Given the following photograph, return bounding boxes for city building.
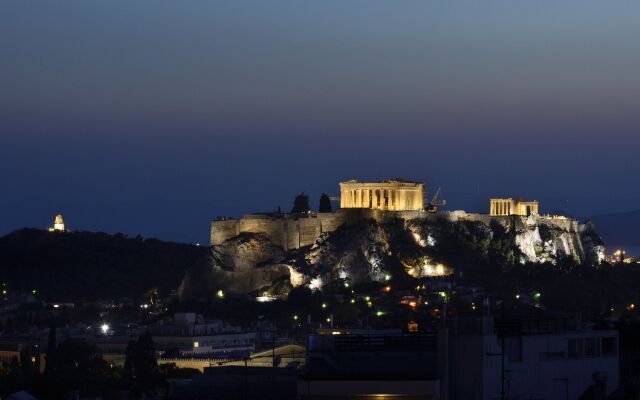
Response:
[448,314,619,400]
[295,314,619,400]
[0,342,46,373]
[298,333,443,399]
[168,365,300,400]
[148,313,256,356]
[490,198,539,216]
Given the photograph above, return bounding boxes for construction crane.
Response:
[426,187,446,213]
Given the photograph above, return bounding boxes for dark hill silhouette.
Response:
[0,228,207,302]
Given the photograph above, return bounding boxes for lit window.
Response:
[193,341,199,348]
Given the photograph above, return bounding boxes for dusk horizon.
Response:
[2,3,640,399]
[3,1,640,246]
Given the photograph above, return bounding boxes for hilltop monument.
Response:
[210,179,594,262]
[339,179,425,211]
[49,214,66,232]
[489,198,539,217]
[211,179,428,250]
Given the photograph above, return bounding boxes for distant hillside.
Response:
[0,229,208,302]
[589,210,640,255]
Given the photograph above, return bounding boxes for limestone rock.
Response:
[180,213,606,298]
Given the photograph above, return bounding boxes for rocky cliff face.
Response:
[177,233,292,299]
[178,214,605,300]
[493,215,605,264]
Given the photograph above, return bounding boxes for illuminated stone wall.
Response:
[210,219,241,245]
[239,216,287,248]
[211,212,346,251]
[211,207,594,265]
[339,179,425,211]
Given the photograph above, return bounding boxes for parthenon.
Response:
[339,179,425,211]
[490,198,539,217]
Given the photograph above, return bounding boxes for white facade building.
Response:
[149,313,256,355]
[449,316,619,400]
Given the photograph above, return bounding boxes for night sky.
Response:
[2,1,640,243]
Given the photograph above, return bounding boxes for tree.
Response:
[40,338,113,398]
[291,193,310,214]
[44,319,57,375]
[319,193,332,213]
[124,332,161,396]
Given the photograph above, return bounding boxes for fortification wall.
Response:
[238,217,286,248]
[285,220,300,250]
[440,211,581,233]
[212,212,347,251]
[318,212,345,233]
[212,209,583,254]
[211,216,285,247]
[539,216,578,232]
[441,210,496,225]
[211,220,239,245]
[340,209,434,224]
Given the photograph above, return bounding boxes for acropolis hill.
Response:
[210,179,600,262]
[191,179,606,297]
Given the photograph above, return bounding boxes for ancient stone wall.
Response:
[538,216,577,232]
[212,212,347,251]
[212,209,507,251]
[318,212,344,233]
[238,216,286,248]
[212,209,591,263]
[210,219,240,245]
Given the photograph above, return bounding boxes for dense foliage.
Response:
[0,229,207,301]
[318,193,332,212]
[0,329,194,399]
[291,193,310,214]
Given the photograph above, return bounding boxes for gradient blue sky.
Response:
[2,1,640,243]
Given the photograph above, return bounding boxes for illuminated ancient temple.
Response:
[489,198,539,216]
[339,179,425,211]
